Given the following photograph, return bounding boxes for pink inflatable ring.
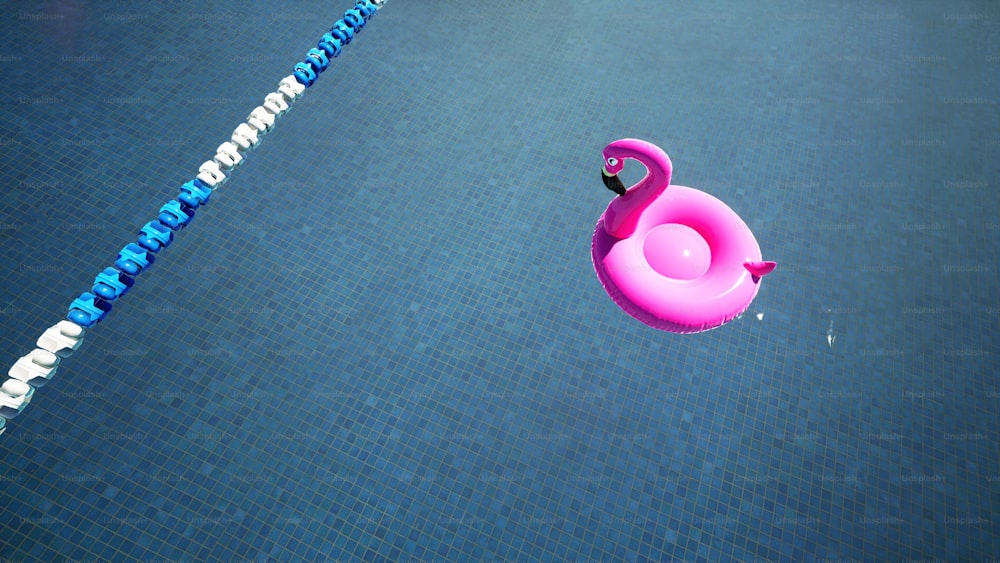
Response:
[592,138,776,333]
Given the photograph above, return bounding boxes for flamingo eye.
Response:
[607,158,618,167]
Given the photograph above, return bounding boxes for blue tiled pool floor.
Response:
[1,1,998,561]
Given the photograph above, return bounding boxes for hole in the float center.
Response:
[643,223,711,280]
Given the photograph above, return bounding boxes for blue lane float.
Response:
[0,0,388,436]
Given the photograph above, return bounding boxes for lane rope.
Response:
[1,0,388,437]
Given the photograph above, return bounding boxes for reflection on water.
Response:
[826,307,835,347]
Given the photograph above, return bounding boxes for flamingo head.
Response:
[602,152,625,176]
[601,154,627,196]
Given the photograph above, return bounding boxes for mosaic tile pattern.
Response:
[1,0,997,561]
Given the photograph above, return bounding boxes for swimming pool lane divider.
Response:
[0,0,388,438]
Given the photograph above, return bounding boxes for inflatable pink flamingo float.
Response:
[592,138,776,333]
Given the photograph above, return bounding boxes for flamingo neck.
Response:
[603,139,672,239]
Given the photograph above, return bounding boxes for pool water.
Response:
[1,1,997,561]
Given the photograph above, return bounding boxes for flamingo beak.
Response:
[602,167,627,196]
